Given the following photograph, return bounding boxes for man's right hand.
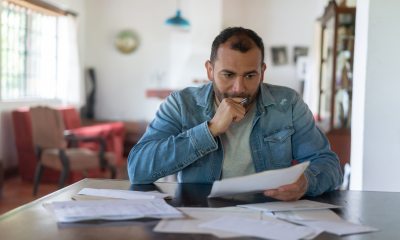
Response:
[208,98,246,136]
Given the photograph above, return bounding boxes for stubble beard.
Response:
[212,81,258,108]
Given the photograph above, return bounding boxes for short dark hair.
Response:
[210,27,264,65]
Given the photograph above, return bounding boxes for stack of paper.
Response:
[47,198,183,223]
[199,215,315,240]
[155,207,262,238]
[73,188,172,200]
[154,199,379,239]
[239,200,379,237]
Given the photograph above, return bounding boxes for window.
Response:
[1,1,58,100]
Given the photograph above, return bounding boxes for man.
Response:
[128,27,343,201]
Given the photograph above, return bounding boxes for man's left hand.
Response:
[263,174,308,201]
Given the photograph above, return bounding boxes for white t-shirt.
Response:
[219,103,256,179]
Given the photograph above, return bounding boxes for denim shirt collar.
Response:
[195,83,215,118]
[256,83,277,114]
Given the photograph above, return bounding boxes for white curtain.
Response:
[56,15,82,106]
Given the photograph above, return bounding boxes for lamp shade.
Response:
[165,10,190,29]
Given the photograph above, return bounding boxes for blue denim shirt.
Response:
[128,83,343,196]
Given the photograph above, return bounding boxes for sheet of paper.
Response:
[77,188,171,200]
[273,209,342,221]
[272,209,341,239]
[208,161,309,198]
[154,207,262,238]
[49,199,182,223]
[290,219,379,236]
[199,216,315,240]
[239,199,342,212]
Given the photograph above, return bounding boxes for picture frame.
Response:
[271,46,288,65]
[293,46,309,64]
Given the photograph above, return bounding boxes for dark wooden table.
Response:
[1,178,399,239]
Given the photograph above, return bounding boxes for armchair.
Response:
[30,106,116,195]
[12,106,124,183]
[58,107,125,166]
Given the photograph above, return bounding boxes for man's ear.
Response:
[260,63,267,82]
[205,60,214,81]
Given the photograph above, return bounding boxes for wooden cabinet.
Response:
[318,1,356,168]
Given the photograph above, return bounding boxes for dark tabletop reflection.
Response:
[130,182,280,208]
[130,183,162,192]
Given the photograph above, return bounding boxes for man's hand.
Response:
[263,174,308,201]
[208,98,246,136]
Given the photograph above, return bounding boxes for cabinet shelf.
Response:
[317,1,356,168]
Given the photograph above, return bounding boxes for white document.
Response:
[239,199,342,212]
[290,219,379,236]
[154,207,262,238]
[208,161,309,198]
[199,216,315,240]
[76,188,171,200]
[273,209,341,239]
[49,199,183,223]
[273,209,342,221]
[77,188,171,199]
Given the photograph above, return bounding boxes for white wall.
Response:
[84,0,222,121]
[222,0,325,92]
[85,0,325,122]
[351,0,400,192]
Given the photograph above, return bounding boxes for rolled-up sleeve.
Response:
[291,94,343,196]
[127,93,218,184]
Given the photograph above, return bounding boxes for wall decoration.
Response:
[271,46,288,65]
[293,46,309,64]
[115,30,140,54]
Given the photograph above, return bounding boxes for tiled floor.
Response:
[0,176,58,215]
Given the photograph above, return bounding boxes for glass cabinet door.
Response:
[319,18,335,131]
[333,12,355,129]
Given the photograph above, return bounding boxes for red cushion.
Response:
[68,122,125,166]
[59,107,82,129]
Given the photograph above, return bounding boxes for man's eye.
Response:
[223,73,234,79]
[245,74,257,79]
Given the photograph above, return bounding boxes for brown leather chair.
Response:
[30,106,116,195]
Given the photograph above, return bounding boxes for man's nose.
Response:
[232,77,245,93]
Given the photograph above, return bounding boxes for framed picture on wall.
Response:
[271,46,288,65]
[293,46,309,64]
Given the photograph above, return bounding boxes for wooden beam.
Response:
[5,0,77,17]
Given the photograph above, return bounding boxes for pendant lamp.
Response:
[165,0,190,30]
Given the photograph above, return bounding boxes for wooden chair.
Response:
[30,106,116,195]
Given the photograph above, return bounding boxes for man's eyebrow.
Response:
[219,69,259,75]
[220,69,235,73]
[243,70,259,75]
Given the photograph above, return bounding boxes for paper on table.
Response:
[273,209,342,221]
[76,188,171,200]
[274,209,342,221]
[239,199,342,212]
[272,209,341,240]
[154,207,262,238]
[208,161,309,198]
[49,199,183,223]
[290,219,379,236]
[199,216,315,240]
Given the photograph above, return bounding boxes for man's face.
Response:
[205,42,266,106]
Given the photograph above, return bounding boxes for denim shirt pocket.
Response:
[263,127,295,168]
